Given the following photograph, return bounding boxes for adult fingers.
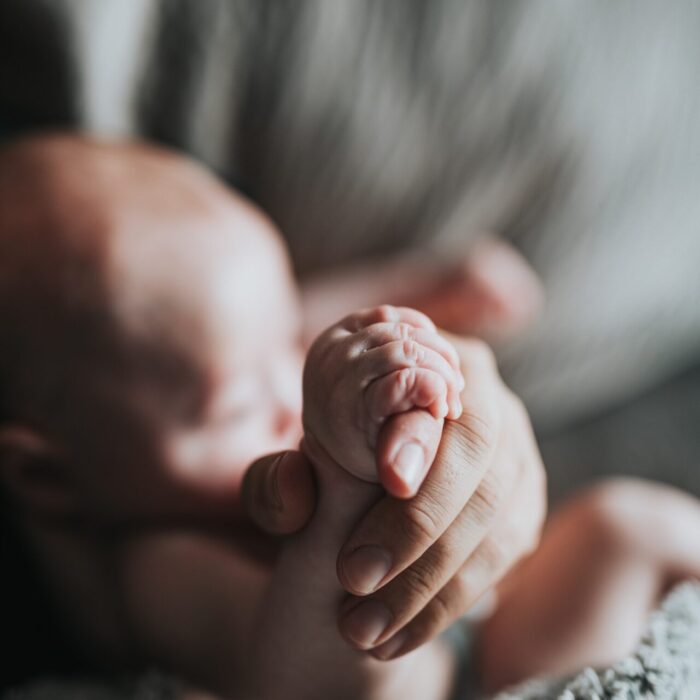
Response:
[414,238,544,341]
[241,451,317,536]
[340,416,517,651]
[372,432,545,659]
[337,339,501,597]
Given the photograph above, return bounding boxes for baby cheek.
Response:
[164,425,261,493]
[275,353,303,406]
[270,355,303,440]
[164,407,301,496]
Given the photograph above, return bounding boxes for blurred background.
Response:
[1,2,700,698]
[1,0,699,504]
[1,0,698,585]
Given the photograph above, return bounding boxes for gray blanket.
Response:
[497,582,700,700]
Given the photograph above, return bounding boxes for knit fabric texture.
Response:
[495,582,700,700]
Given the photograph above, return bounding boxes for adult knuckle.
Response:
[505,389,528,425]
[477,536,509,576]
[521,526,541,557]
[456,411,497,464]
[446,572,476,616]
[410,586,462,644]
[424,588,454,630]
[469,474,506,526]
[398,559,439,603]
[405,611,441,649]
[401,498,446,547]
[505,520,533,562]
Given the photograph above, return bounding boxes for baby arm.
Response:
[476,479,700,693]
[253,306,463,700]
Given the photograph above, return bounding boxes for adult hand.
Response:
[301,237,543,345]
[243,338,547,660]
[242,450,317,537]
[335,336,547,659]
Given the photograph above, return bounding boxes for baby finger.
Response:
[339,305,437,333]
[354,340,462,400]
[365,368,449,424]
[356,323,462,374]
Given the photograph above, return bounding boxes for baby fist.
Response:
[302,306,464,497]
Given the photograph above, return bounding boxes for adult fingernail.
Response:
[393,442,424,491]
[342,546,392,595]
[340,600,392,649]
[371,629,408,660]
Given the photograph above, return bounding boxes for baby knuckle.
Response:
[395,322,416,342]
[400,339,419,364]
[375,304,399,323]
[396,367,417,395]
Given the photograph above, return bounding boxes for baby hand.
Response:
[302,305,464,496]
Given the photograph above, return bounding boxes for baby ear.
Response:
[0,424,77,520]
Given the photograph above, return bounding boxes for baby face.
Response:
[161,226,305,507]
[66,189,304,525]
[0,137,304,530]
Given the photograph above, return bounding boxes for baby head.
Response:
[0,135,302,529]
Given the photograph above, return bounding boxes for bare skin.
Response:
[253,306,463,700]
[477,478,700,693]
[0,134,548,665]
[301,237,544,346]
[2,137,698,699]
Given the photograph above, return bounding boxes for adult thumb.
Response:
[242,451,317,535]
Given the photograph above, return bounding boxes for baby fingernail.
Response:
[342,546,392,595]
[341,600,392,649]
[451,396,463,418]
[393,443,424,490]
